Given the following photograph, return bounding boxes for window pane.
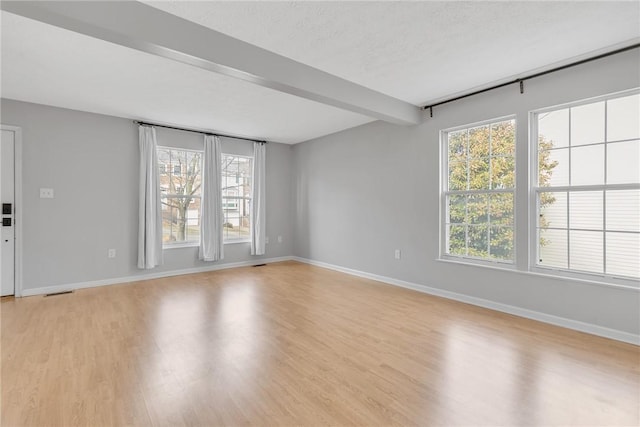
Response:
[607,94,640,142]
[571,101,605,146]
[607,140,640,184]
[448,160,467,191]
[448,130,467,162]
[158,148,203,245]
[221,154,253,241]
[606,232,640,278]
[161,199,175,243]
[443,118,514,263]
[569,191,603,230]
[489,193,513,226]
[490,156,515,189]
[467,194,487,224]
[468,125,490,158]
[539,191,567,229]
[161,196,200,244]
[538,108,569,149]
[539,148,568,187]
[606,190,640,232]
[447,195,466,224]
[185,151,202,196]
[447,225,466,256]
[468,225,488,258]
[538,228,568,269]
[185,201,201,242]
[569,230,603,274]
[468,158,490,190]
[489,226,513,261]
[490,120,516,155]
[571,144,604,186]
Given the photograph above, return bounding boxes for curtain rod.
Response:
[134,121,267,144]
[422,43,640,116]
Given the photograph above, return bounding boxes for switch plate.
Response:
[40,188,54,198]
[108,249,116,258]
[265,236,269,244]
[394,249,401,260]
[277,235,283,243]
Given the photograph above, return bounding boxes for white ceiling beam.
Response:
[1,1,422,125]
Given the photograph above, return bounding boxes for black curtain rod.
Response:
[134,121,267,144]
[422,43,640,113]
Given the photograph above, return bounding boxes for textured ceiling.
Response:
[0,12,372,144]
[2,1,639,144]
[147,0,640,104]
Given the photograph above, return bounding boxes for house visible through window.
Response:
[157,147,202,246]
[222,154,252,242]
[533,91,640,280]
[442,117,516,263]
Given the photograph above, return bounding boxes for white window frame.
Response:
[440,115,517,268]
[158,146,203,249]
[222,153,253,244]
[529,88,640,288]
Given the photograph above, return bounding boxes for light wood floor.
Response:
[1,261,639,426]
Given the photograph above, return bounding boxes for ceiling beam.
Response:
[1,1,422,125]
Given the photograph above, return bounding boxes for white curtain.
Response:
[199,135,224,261]
[251,142,266,255]
[138,126,163,269]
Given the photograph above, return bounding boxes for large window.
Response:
[442,117,516,263]
[222,154,252,242]
[533,91,640,281]
[157,148,202,246]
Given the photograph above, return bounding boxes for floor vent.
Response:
[253,264,267,267]
[44,290,74,297]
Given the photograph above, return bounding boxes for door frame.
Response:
[1,125,23,297]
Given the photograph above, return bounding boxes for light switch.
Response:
[40,188,54,198]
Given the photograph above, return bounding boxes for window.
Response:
[533,90,640,281]
[157,148,202,246]
[222,154,252,242]
[441,117,516,263]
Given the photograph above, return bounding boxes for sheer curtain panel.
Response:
[199,135,224,261]
[138,125,163,269]
[251,142,266,255]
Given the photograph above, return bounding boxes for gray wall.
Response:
[292,50,640,335]
[1,50,638,336]
[1,99,293,291]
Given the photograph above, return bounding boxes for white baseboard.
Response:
[21,256,294,297]
[292,257,640,346]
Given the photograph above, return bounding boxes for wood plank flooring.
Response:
[2,261,639,426]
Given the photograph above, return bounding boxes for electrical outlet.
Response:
[277,235,283,243]
[394,249,401,260]
[40,188,54,199]
[108,249,116,258]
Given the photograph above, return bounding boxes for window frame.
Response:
[221,153,253,244]
[439,115,517,267]
[528,88,640,287]
[158,145,203,248]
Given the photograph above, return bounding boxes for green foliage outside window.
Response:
[446,120,557,260]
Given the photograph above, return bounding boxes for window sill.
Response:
[436,258,639,291]
[163,243,199,250]
[528,267,639,291]
[437,256,516,272]
[224,239,251,245]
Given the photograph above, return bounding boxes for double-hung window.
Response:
[442,117,516,264]
[221,154,253,242]
[532,90,640,281]
[157,147,203,246]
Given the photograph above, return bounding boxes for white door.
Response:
[1,129,15,296]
